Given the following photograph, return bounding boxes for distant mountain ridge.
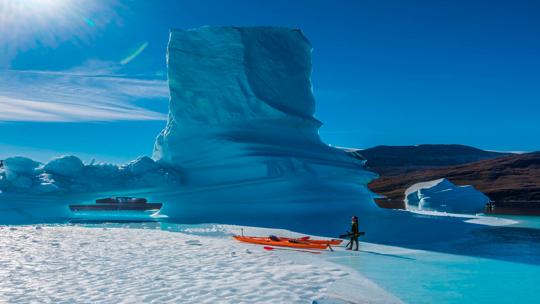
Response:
[360,144,512,176]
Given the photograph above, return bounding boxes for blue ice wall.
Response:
[153,26,376,194]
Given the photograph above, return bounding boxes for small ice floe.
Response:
[185,239,202,246]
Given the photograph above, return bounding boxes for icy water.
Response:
[330,214,540,304]
[485,214,540,229]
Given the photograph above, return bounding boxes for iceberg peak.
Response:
[153,26,330,167]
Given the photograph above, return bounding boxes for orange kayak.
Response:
[233,235,328,250]
[285,237,342,246]
[244,236,342,246]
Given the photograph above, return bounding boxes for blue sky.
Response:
[0,0,539,162]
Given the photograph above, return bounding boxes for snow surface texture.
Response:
[0,225,400,304]
[405,178,489,214]
[0,155,180,194]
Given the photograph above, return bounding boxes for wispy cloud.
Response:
[0,62,169,122]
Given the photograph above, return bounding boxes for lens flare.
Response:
[0,0,119,65]
[120,42,149,65]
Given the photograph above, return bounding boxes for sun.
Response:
[0,0,118,64]
[9,0,68,12]
[1,0,81,36]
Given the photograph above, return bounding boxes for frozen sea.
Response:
[0,193,539,303]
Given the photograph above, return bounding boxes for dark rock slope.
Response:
[369,152,540,208]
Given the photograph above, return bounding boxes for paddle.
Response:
[339,231,366,238]
[263,246,322,254]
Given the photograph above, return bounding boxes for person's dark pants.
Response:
[347,236,359,250]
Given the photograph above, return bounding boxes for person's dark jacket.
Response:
[351,221,359,236]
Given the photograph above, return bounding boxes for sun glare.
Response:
[0,0,118,64]
[13,0,67,12]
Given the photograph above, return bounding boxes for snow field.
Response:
[0,225,352,303]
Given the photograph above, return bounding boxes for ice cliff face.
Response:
[154,26,372,185]
[154,26,318,166]
[147,26,379,231]
[405,178,489,214]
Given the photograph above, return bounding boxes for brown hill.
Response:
[369,152,540,209]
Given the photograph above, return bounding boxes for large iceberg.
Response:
[405,178,489,213]
[0,27,378,231]
[152,26,376,209]
[154,27,367,179]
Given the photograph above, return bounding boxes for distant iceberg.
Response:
[405,178,489,214]
[0,155,180,194]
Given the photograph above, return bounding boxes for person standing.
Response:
[346,215,359,251]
